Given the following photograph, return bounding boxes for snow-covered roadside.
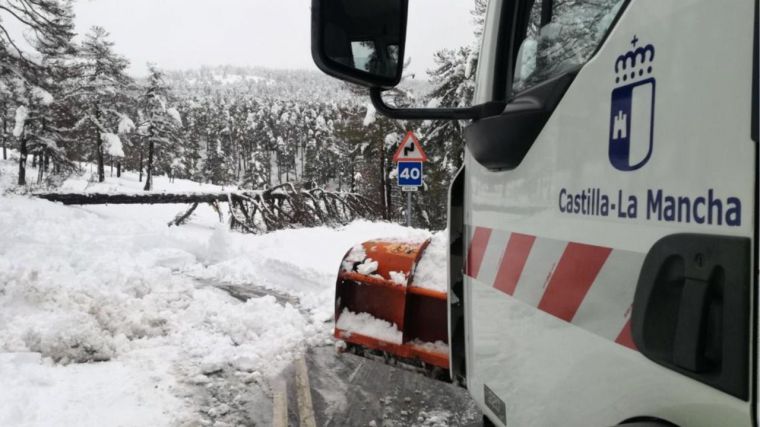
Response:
[0,157,432,426]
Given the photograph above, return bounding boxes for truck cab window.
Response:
[512,0,626,95]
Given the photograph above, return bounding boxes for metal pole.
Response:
[406,191,412,227]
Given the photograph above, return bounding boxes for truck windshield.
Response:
[512,0,626,94]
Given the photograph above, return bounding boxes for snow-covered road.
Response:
[0,179,457,426]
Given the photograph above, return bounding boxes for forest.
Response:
[0,0,487,230]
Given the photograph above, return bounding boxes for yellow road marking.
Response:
[295,356,317,427]
[272,379,288,427]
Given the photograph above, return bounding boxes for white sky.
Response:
[71,0,477,78]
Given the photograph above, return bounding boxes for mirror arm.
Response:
[370,88,506,121]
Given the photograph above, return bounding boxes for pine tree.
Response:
[75,26,133,183]
[0,0,75,73]
[0,0,75,185]
[137,65,183,191]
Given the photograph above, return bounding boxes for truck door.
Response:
[463,0,757,426]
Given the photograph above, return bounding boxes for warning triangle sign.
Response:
[393,131,428,163]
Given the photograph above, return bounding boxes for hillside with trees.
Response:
[0,0,486,230]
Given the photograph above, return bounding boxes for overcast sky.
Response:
[70,0,477,78]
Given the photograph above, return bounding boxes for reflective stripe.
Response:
[493,233,536,296]
[511,237,567,308]
[466,227,644,351]
[466,227,492,278]
[571,250,642,341]
[538,243,612,323]
[476,230,510,288]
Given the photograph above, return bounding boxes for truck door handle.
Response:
[672,277,712,372]
[631,234,750,400]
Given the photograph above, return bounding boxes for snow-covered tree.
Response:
[74,26,133,183]
[137,65,183,191]
[0,0,75,185]
[0,0,75,75]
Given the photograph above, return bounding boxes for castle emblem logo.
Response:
[609,36,656,171]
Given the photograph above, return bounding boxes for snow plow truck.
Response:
[312,0,759,426]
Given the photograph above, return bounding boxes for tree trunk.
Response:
[379,145,389,220]
[2,117,6,160]
[97,131,105,182]
[43,153,49,172]
[32,154,37,168]
[139,149,143,182]
[37,156,44,184]
[18,136,27,186]
[110,160,113,177]
[144,140,155,191]
[117,162,121,178]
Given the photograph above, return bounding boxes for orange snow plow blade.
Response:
[334,239,449,376]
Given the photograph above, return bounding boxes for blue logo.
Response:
[398,162,423,187]
[609,36,656,172]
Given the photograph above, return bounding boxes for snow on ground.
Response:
[0,155,434,426]
[58,166,227,195]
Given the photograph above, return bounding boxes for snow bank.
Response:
[336,309,402,344]
[0,155,436,424]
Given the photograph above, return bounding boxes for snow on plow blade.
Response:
[334,238,449,375]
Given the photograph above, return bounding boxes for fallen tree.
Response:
[36,185,382,233]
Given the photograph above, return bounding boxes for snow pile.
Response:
[13,106,29,137]
[356,258,379,275]
[389,271,408,286]
[0,155,437,424]
[413,231,448,292]
[101,132,124,157]
[342,243,367,271]
[0,195,321,372]
[410,340,449,354]
[336,309,402,344]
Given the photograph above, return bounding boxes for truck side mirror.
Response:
[311,0,408,89]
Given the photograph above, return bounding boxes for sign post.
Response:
[393,131,428,227]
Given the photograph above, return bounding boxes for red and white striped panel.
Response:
[465,226,644,350]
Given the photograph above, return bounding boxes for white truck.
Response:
[311,1,759,426]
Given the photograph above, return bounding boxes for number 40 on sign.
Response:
[394,131,428,191]
[398,162,423,190]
